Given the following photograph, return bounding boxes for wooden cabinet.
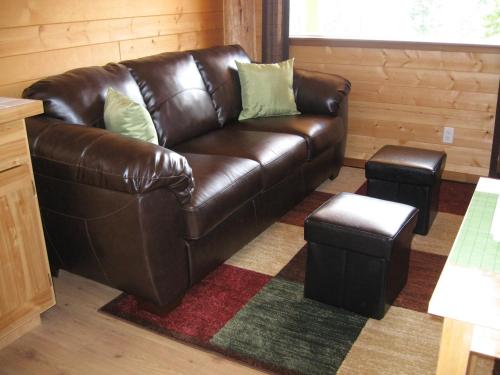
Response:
[0,97,55,349]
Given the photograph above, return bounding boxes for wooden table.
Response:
[429,177,500,374]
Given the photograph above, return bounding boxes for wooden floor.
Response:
[0,270,263,375]
[0,166,493,374]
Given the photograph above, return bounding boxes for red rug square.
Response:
[278,246,447,314]
[393,250,447,313]
[279,191,334,227]
[356,180,475,216]
[104,265,271,342]
[438,180,475,215]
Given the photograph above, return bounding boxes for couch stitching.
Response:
[181,163,261,212]
[148,87,210,112]
[260,138,307,171]
[306,209,418,242]
[31,154,191,184]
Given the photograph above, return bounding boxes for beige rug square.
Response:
[225,222,305,276]
[338,306,494,375]
[317,166,366,194]
[412,212,464,256]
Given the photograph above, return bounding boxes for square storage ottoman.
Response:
[365,145,446,235]
[304,193,418,319]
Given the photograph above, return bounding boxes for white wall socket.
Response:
[443,127,454,144]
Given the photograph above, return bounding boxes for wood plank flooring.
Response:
[0,167,494,374]
[0,270,262,374]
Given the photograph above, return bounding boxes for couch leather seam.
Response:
[208,76,234,95]
[39,217,65,268]
[40,199,136,222]
[260,139,307,170]
[366,160,441,174]
[306,215,415,242]
[84,219,112,284]
[31,155,191,189]
[182,194,257,241]
[136,197,162,303]
[181,165,261,212]
[31,122,54,152]
[148,87,211,112]
[76,133,108,170]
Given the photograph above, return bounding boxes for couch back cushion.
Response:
[122,52,219,148]
[190,45,251,126]
[23,63,145,128]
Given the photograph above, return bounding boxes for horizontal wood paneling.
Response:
[291,42,500,180]
[223,0,256,60]
[0,43,121,87]
[292,46,500,74]
[350,102,494,131]
[0,0,222,27]
[120,29,222,60]
[0,12,223,58]
[255,0,262,61]
[349,118,491,150]
[349,82,496,113]
[295,62,499,94]
[0,1,224,98]
[221,0,260,60]
[0,81,39,100]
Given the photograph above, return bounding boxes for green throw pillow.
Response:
[103,87,159,145]
[236,58,300,121]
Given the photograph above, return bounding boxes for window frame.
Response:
[289,37,500,54]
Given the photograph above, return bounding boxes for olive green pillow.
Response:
[236,58,300,121]
[103,87,159,145]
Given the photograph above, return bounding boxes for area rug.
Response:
[101,176,483,374]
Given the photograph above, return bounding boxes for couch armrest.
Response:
[293,69,351,116]
[26,116,194,204]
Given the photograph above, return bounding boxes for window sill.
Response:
[290,37,500,54]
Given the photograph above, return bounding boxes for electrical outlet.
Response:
[443,127,454,144]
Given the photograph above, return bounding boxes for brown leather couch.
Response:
[23,45,350,309]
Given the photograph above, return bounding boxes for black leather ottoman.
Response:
[304,193,418,319]
[365,145,446,235]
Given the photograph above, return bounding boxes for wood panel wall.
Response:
[223,0,257,60]
[290,40,500,181]
[255,0,262,61]
[0,0,224,98]
[220,0,261,61]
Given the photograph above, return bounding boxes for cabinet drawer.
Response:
[0,120,28,173]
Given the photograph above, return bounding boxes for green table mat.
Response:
[450,191,500,273]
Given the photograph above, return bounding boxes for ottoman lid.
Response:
[365,145,446,185]
[305,193,418,259]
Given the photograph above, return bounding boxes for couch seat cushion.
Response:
[233,115,344,160]
[174,128,307,189]
[181,153,262,240]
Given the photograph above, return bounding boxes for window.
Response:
[289,0,500,45]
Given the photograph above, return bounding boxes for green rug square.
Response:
[210,278,367,375]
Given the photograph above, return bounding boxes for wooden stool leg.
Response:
[436,318,473,375]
